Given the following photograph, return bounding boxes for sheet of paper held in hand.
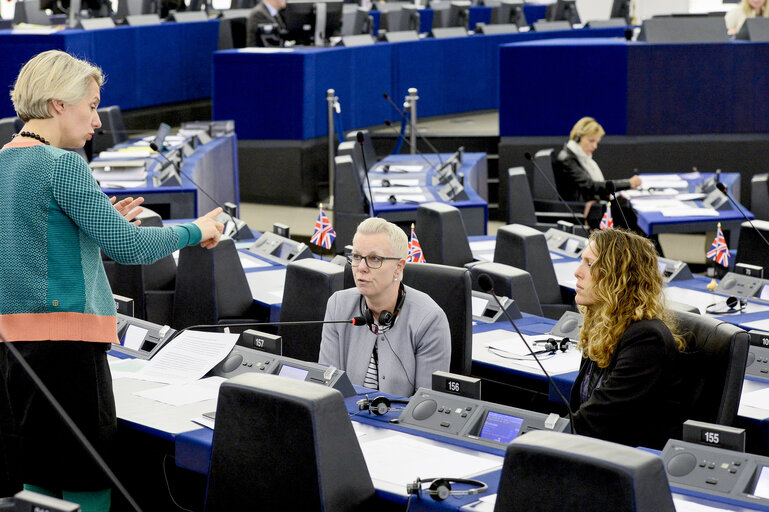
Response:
[135,330,238,385]
[472,329,582,375]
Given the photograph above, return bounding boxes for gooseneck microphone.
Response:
[382,93,445,167]
[149,142,240,240]
[477,274,575,434]
[356,131,377,217]
[524,151,585,230]
[0,333,144,512]
[605,180,630,229]
[165,317,368,344]
[715,182,769,252]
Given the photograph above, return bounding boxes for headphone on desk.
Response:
[356,394,410,416]
[406,477,488,502]
[359,283,406,334]
[705,296,747,315]
[534,337,571,354]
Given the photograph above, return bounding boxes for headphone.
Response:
[406,477,488,502]
[534,337,571,354]
[705,296,747,315]
[356,394,410,416]
[360,283,406,334]
[573,135,581,143]
[387,195,419,205]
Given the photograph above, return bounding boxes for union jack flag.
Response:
[706,223,729,267]
[599,202,614,230]
[310,208,336,249]
[408,224,426,263]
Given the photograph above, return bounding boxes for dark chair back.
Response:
[750,174,769,221]
[531,148,558,201]
[469,261,543,317]
[401,262,473,376]
[173,239,254,328]
[494,224,574,319]
[504,167,538,227]
[495,431,675,512]
[279,259,346,362]
[0,117,22,146]
[736,219,769,276]
[205,373,376,512]
[92,105,128,156]
[674,311,749,426]
[415,202,474,267]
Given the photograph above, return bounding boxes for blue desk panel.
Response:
[500,38,769,137]
[212,27,626,140]
[0,21,219,118]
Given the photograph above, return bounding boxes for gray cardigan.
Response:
[319,285,451,397]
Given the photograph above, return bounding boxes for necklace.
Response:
[16,131,50,145]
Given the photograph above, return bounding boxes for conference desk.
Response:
[499,37,769,137]
[368,152,489,235]
[212,26,626,141]
[0,20,219,118]
[99,134,239,219]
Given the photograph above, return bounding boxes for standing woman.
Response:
[0,50,223,510]
[570,229,687,449]
[725,0,769,35]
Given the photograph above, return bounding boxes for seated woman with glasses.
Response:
[319,218,451,397]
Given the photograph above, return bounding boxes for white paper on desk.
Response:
[470,240,496,252]
[373,193,428,203]
[373,164,424,173]
[630,199,685,212]
[134,376,226,406]
[742,318,769,331]
[740,386,769,410]
[136,331,238,384]
[676,193,707,201]
[246,268,287,304]
[672,494,736,512]
[369,178,419,187]
[92,168,147,181]
[108,358,148,379]
[238,47,295,53]
[371,186,425,195]
[660,207,719,217]
[98,180,148,190]
[664,287,769,315]
[461,494,496,512]
[98,151,153,159]
[553,260,579,289]
[359,435,501,487]
[472,329,582,375]
[238,252,271,269]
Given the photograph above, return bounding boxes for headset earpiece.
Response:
[574,135,581,143]
[406,477,488,502]
[429,479,452,501]
[705,295,747,315]
[357,394,409,416]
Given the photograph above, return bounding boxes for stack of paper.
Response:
[90,160,147,189]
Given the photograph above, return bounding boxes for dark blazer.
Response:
[553,143,632,202]
[246,1,285,47]
[569,318,686,449]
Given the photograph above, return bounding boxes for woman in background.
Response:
[570,229,686,449]
[725,0,769,35]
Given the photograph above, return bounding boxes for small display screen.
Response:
[478,411,524,444]
[122,325,148,351]
[753,466,769,499]
[278,365,309,381]
[760,284,769,301]
[277,242,294,260]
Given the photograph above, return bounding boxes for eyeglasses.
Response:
[347,253,401,269]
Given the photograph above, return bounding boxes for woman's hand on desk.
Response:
[629,175,642,189]
[194,207,225,249]
[110,196,145,225]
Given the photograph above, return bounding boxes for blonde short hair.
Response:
[10,50,104,122]
[742,0,769,17]
[569,116,606,142]
[354,217,409,259]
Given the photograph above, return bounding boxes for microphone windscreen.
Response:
[716,182,727,194]
[149,142,159,152]
[477,273,494,293]
[606,180,616,194]
[356,131,365,144]
[384,119,393,127]
[352,316,367,326]
[523,152,533,161]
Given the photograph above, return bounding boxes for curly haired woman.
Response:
[570,229,686,449]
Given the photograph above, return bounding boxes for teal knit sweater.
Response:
[0,140,202,343]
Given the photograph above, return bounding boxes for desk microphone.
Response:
[382,93,445,167]
[149,142,240,240]
[715,182,769,252]
[165,317,368,344]
[605,180,631,229]
[382,120,438,171]
[0,332,144,512]
[356,131,377,217]
[524,151,585,231]
[477,273,575,434]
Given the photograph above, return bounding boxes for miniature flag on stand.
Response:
[310,208,336,249]
[706,222,729,267]
[408,224,426,263]
[599,202,614,230]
